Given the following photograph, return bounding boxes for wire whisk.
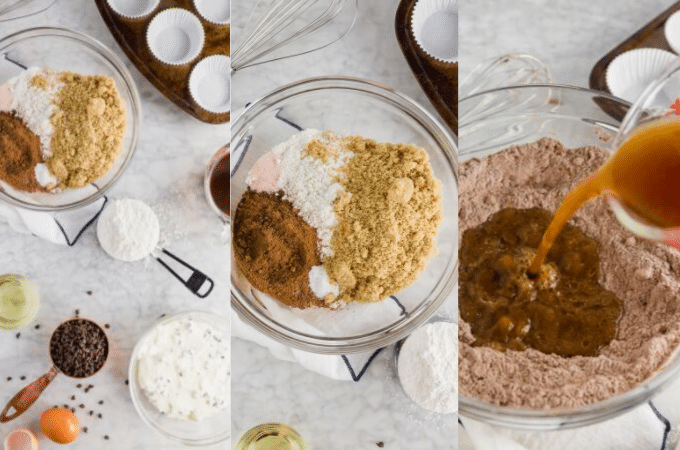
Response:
[231,0,358,72]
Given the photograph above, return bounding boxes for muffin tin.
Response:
[95,0,230,124]
[590,1,680,106]
[395,0,458,135]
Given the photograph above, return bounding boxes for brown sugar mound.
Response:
[48,72,126,188]
[233,190,325,309]
[325,136,442,303]
[0,112,45,192]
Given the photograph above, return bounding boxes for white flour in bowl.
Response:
[398,321,457,414]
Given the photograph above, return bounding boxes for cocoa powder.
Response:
[233,189,325,309]
[459,138,680,408]
[0,112,44,192]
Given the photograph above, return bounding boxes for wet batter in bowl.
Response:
[459,138,680,408]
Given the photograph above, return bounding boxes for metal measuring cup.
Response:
[0,317,109,423]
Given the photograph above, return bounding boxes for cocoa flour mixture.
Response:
[459,138,680,408]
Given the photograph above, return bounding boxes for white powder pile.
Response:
[274,129,353,257]
[398,321,458,414]
[8,67,62,158]
[97,199,160,262]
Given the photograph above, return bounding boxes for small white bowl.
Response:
[665,10,680,55]
[147,8,205,66]
[189,55,231,114]
[107,0,160,20]
[193,0,230,26]
[606,48,677,104]
[411,0,458,63]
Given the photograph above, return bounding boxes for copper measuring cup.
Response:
[0,317,109,423]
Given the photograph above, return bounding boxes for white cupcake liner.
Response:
[665,10,680,55]
[193,0,230,26]
[411,0,458,63]
[189,55,231,114]
[606,48,677,104]
[147,8,205,66]
[107,0,160,20]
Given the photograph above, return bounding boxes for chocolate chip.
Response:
[86,291,92,295]
[15,333,20,339]
[98,400,103,405]
[79,404,85,409]
[75,309,80,316]
[89,411,93,416]
[125,379,129,385]
[98,413,102,419]
[19,376,25,380]
[77,384,82,388]
[104,324,110,329]
[83,427,88,433]
[377,443,385,448]
[49,319,108,378]
[71,395,75,400]
[6,377,11,381]
[71,408,75,413]
[34,324,40,329]
[104,435,109,440]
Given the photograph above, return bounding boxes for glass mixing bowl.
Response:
[458,84,680,430]
[129,311,231,446]
[230,76,458,354]
[0,27,141,211]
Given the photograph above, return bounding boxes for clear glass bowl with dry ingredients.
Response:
[458,84,680,430]
[230,76,458,354]
[0,27,141,211]
[129,311,231,446]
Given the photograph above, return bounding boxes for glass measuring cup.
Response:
[0,317,109,423]
[601,56,680,248]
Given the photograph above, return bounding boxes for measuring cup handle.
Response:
[0,366,59,423]
[155,249,215,298]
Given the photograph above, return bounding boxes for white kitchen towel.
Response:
[231,303,392,382]
[460,401,669,450]
[0,54,109,246]
[0,196,108,245]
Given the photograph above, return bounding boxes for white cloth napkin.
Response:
[0,196,108,245]
[0,54,110,246]
[230,302,394,382]
[460,401,669,450]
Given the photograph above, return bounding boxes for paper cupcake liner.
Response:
[411,0,458,64]
[665,10,680,55]
[107,0,160,20]
[189,55,231,114]
[606,48,677,104]
[193,0,230,26]
[147,8,205,66]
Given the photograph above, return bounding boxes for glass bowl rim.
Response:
[0,26,142,212]
[230,75,458,355]
[128,310,231,446]
[458,83,680,429]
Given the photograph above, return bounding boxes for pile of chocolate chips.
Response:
[49,318,108,378]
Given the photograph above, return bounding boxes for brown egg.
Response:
[40,408,80,444]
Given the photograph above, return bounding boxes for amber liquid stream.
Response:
[528,119,680,275]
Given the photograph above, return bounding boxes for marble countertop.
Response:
[460,1,680,449]
[0,0,230,449]
[230,0,457,449]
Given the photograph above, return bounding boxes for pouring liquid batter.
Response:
[528,118,680,276]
